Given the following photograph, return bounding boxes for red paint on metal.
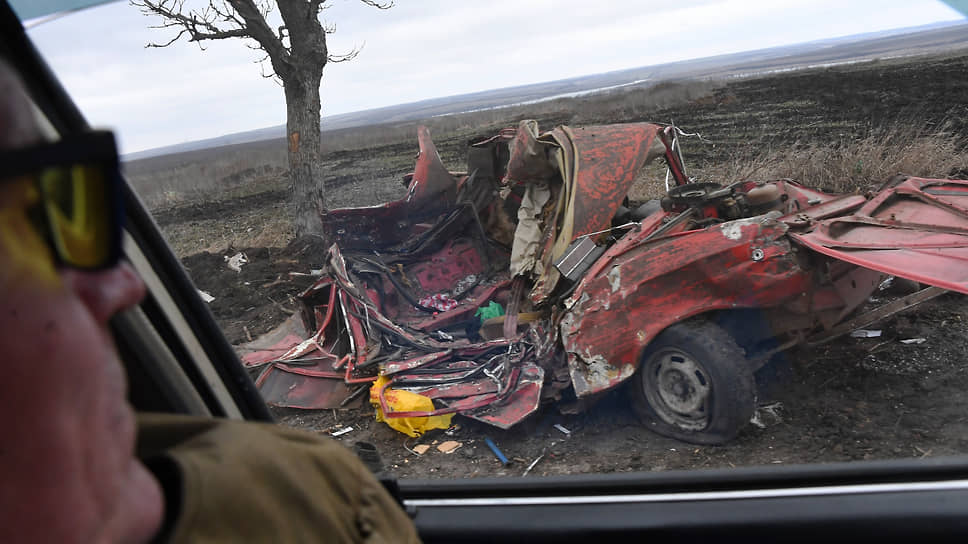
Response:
[240,334,304,366]
[780,194,867,227]
[324,126,458,250]
[793,178,968,294]
[562,216,807,397]
[410,125,458,208]
[408,238,484,294]
[564,123,664,241]
[383,351,453,375]
[463,365,543,429]
[256,365,353,409]
[658,127,688,186]
[376,361,544,429]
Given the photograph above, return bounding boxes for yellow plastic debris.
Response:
[370,375,453,437]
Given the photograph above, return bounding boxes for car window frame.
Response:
[5,3,968,540]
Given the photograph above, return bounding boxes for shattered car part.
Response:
[244,120,968,444]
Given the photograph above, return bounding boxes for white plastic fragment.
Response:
[900,338,927,345]
[225,251,248,272]
[522,453,545,477]
[553,424,571,436]
[850,329,882,338]
[197,290,215,303]
[331,426,354,437]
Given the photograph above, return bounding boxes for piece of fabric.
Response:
[509,180,550,278]
[474,301,505,324]
[137,413,421,544]
[417,293,458,312]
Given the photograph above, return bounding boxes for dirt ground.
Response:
[164,52,968,479]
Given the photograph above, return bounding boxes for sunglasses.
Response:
[0,130,124,270]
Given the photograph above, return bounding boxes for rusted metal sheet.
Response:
[807,285,948,346]
[561,214,807,397]
[503,120,558,186]
[555,123,665,242]
[325,126,458,250]
[240,333,304,367]
[246,278,368,407]
[372,345,544,429]
[256,365,353,409]
[792,178,968,294]
[525,122,668,303]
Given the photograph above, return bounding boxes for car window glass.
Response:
[26,0,968,480]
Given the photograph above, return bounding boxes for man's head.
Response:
[0,59,163,543]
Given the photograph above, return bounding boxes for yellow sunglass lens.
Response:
[40,164,112,268]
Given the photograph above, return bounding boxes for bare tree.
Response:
[132,0,392,236]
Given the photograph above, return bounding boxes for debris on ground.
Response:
[330,426,354,437]
[437,440,462,454]
[522,452,545,476]
[750,402,784,429]
[225,251,248,272]
[485,437,510,465]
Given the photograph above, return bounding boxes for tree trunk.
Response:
[283,68,326,238]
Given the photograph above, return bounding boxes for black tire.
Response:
[630,320,756,445]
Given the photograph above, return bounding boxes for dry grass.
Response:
[704,123,968,192]
[159,198,295,257]
[627,124,968,202]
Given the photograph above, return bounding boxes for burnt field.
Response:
[150,51,968,479]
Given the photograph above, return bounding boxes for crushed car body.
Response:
[243,121,968,444]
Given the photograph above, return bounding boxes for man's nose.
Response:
[60,262,146,323]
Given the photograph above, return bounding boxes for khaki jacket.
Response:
[137,413,421,543]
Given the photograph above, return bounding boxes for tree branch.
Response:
[133,0,394,80]
[328,42,363,63]
[145,27,189,48]
[226,0,293,76]
[132,0,293,78]
[133,1,247,42]
[359,0,393,9]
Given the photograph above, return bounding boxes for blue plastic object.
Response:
[484,436,509,465]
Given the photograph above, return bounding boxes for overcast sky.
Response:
[25,0,966,153]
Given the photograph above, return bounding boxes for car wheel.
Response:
[631,320,756,445]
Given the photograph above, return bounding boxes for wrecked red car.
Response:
[243,120,968,445]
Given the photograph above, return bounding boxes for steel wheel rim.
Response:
[643,348,711,431]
